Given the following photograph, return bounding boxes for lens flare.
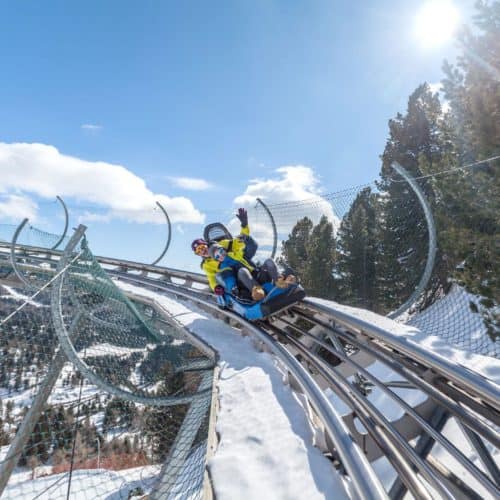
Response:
[415,1,460,48]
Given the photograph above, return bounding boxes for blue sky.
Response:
[0,1,475,270]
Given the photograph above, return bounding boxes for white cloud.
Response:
[428,82,442,95]
[0,194,38,222]
[232,165,338,254]
[169,176,214,191]
[77,211,112,224]
[0,143,205,225]
[81,124,103,132]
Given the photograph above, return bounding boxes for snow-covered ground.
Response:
[119,284,499,500]
[118,281,346,500]
[407,284,499,358]
[309,296,500,384]
[0,284,45,308]
[3,465,159,499]
[2,278,499,499]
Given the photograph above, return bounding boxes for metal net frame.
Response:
[230,163,498,358]
[0,227,215,499]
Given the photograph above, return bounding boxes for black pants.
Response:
[254,258,279,284]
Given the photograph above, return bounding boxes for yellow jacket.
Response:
[202,225,253,290]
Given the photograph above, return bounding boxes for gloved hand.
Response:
[214,285,225,296]
[236,207,248,228]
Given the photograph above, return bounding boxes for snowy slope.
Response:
[407,285,499,358]
[3,465,159,499]
[309,297,500,384]
[117,281,346,500]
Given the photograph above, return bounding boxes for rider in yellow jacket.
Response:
[191,208,295,298]
[192,208,253,291]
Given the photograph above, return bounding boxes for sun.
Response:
[414,1,460,48]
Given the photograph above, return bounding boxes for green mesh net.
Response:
[0,231,214,498]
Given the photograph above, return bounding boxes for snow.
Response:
[0,284,45,308]
[3,465,159,499]
[3,277,498,499]
[308,296,500,384]
[117,281,346,500]
[407,284,499,359]
[309,297,420,336]
[81,343,146,358]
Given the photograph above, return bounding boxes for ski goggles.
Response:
[212,246,226,261]
[194,243,208,255]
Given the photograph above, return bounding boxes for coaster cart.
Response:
[203,223,306,321]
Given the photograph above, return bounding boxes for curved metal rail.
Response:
[151,201,172,266]
[51,195,69,250]
[9,218,35,290]
[113,271,500,499]
[304,299,500,414]
[256,197,278,259]
[49,229,211,407]
[388,163,438,319]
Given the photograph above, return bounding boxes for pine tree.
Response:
[279,217,314,279]
[336,188,381,311]
[377,84,445,313]
[304,216,337,298]
[279,216,336,299]
[437,1,500,336]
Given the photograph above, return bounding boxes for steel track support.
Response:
[51,195,69,250]
[457,420,500,486]
[389,407,449,500]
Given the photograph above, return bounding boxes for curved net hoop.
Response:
[15,224,69,250]
[11,223,70,291]
[53,237,213,405]
[0,294,212,498]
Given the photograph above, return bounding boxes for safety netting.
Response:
[207,162,498,358]
[0,231,214,499]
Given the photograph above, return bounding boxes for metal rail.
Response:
[269,316,499,497]
[388,163,438,319]
[303,299,500,414]
[112,273,388,500]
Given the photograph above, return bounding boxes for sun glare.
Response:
[415,1,460,48]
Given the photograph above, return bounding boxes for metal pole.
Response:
[151,201,172,266]
[96,438,101,470]
[457,421,500,486]
[256,197,278,259]
[9,218,35,290]
[388,162,438,319]
[51,196,69,250]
